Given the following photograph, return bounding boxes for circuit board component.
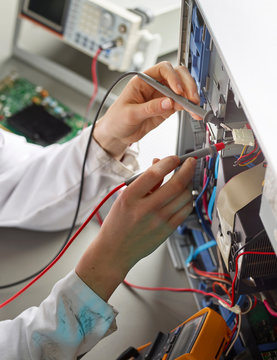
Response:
[0,73,87,145]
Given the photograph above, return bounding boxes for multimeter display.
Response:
[137,308,231,360]
[168,314,206,358]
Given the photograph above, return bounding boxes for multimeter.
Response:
[116,307,231,360]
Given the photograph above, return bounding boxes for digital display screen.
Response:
[23,0,69,32]
[168,314,205,359]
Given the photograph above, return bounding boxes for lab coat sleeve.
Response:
[0,128,139,230]
[0,270,117,360]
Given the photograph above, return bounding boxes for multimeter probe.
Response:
[125,142,226,186]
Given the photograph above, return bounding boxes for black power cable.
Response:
[0,71,139,289]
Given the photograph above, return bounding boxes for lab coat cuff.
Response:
[69,269,118,321]
[82,127,139,178]
[93,140,139,178]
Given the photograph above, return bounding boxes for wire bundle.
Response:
[195,156,215,239]
[233,139,263,168]
[124,250,276,357]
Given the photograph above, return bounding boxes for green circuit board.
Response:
[0,72,88,145]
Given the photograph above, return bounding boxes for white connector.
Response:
[232,128,255,146]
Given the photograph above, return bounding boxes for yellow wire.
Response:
[239,145,247,158]
[234,145,247,166]
[239,152,260,166]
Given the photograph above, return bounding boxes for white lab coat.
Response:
[0,128,138,231]
[0,271,118,360]
[0,128,139,359]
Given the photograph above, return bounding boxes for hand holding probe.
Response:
[137,72,217,123]
[125,142,226,185]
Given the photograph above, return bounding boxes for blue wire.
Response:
[214,153,220,179]
[191,240,217,260]
[185,240,217,266]
[207,154,220,220]
[208,156,214,171]
[187,155,216,264]
[208,186,216,220]
[195,176,214,239]
[185,245,194,266]
[195,156,216,239]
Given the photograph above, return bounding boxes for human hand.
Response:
[75,156,196,301]
[93,61,201,160]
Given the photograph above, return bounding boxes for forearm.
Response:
[0,271,117,360]
[75,235,127,302]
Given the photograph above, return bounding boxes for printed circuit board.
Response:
[0,72,87,145]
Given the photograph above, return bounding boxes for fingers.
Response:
[144,61,185,95]
[149,158,163,193]
[175,66,200,103]
[145,158,196,230]
[135,157,196,236]
[130,97,175,123]
[146,157,196,210]
[167,201,194,228]
[158,187,193,220]
[175,66,202,120]
[144,62,202,121]
[126,156,180,199]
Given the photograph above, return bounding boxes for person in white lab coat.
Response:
[0,62,199,359]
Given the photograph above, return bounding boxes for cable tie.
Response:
[219,300,241,314]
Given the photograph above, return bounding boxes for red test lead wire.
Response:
[123,279,231,307]
[84,47,103,124]
[0,182,126,309]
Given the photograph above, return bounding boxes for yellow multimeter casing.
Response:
[139,307,231,360]
[168,307,231,360]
